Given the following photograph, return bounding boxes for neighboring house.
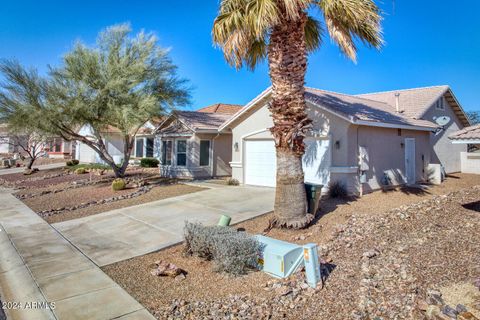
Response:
[219,85,470,195]
[45,137,74,159]
[449,124,480,174]
[156,104,242,178]
[0,123,15,154]
[75,119,163,164]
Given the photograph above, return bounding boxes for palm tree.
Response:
[213,0,383,228]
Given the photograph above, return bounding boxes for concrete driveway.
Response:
[53,184,274,266]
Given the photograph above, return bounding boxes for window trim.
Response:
[435,98,445,110]
[199,140,211,167]
[176,139,187,167]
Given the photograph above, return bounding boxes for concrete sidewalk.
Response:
[0,189,154,320]
[54,184,275,266]
[0,163,65,176]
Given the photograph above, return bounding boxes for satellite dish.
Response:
[434,116,451,126]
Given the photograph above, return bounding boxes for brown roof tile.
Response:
[449,124,480,140]
[197,103,243,114]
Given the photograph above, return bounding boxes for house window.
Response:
[146,138,154,157]
[161,140,172,165]
[435,98,445,110]
[199,140,210,166]
[176,140,187,166]
[135,138,144,158]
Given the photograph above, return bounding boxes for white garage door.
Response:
[245,140,276,187]
[244,138,331,187]
[77,142,97,163]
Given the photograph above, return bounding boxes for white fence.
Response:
[461,152,480,174]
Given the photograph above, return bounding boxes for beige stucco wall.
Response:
[354,125,431,192]
[423,95,467,173]
[460,152,480,174]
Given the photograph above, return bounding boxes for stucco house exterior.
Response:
[155,104,242,178]
[449,124,480,174]
[219,85,470,195]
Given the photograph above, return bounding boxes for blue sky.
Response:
[1,1,479,112]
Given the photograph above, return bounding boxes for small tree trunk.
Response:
[267,10,313,229]
[27,157,35,170]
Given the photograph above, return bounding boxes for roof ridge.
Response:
[305,86,395,106]
[356,85,449,96]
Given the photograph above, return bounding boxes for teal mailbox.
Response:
[255,235,304,278]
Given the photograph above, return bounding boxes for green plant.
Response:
[112,178,126,191]
[226,178,240,186]
[184,222,259,275]
[140,157,159,168]
[74,168,86,174]
[66,160,73,166]
[327,180,348,198]
[71,159,79,165]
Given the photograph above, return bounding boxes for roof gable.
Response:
[197,103,243,114]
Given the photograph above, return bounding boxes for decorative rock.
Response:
[441,305,458,318]
[458,312,479,320]
[362,249,379,259]
[151,261,186,278]
[456,305,468,313]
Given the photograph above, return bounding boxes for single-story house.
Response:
[45,137,74,159]
[219,85,470,195]
[155,104,242,178]
[75,118,163,164]
[449,124,480,174]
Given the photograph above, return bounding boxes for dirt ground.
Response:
[103,173,480,319]
[44,184,205,224]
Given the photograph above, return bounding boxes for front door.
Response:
[405,138,416,184]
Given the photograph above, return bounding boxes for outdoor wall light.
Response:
[400,142,404,148]
[335,140,340,149]
[234,142,239,152]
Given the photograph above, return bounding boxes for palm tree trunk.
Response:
[267,11,313,229]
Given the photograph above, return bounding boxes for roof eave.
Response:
[353,119,437,132]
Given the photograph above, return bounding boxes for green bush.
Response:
[71,159,79,165]
[112,178,126,191]
[327,180,348,198]
[66,160,73,166]
[226,178,240,186]
[140,157,159,168]
[184,222,259,275]
[74,168,86,174]
[66,160,79,166]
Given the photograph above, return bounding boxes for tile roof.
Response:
[449,124,480,141]
[176,111,233,131]
[197,103,243,114]
[356,85,449,119]
[305,88,438,129]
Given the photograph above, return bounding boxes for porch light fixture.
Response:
[335,140,340,149]
[234,142,239,152]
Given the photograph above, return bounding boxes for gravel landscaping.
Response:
[102,173,480,320]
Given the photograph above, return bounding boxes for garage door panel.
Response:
[245,140,276,187]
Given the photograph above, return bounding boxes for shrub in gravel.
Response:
[112,178,126,191]
[66,160,73,166]
[226,178,240,186]
[328,180,348,198]
[66,160,79,166]
[74,168,86,174]
[140,157,160,168]
[184,222,259,275]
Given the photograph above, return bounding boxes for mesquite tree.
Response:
[213,0,383,228]
[0,24,189,177]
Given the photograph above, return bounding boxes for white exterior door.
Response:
[302,137,331,186]
[244,140,276,187]
[405,138,416,184]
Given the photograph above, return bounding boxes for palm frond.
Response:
[304,16,324,52]
[318,0,383,62]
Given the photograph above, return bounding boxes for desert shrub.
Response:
[112,178,126,191]
[184,222,259,275]
[140,157,159,168]
[66,160,79,166]
[226,178,240,186]
[328,180,348,198]
[74,168,86,174]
